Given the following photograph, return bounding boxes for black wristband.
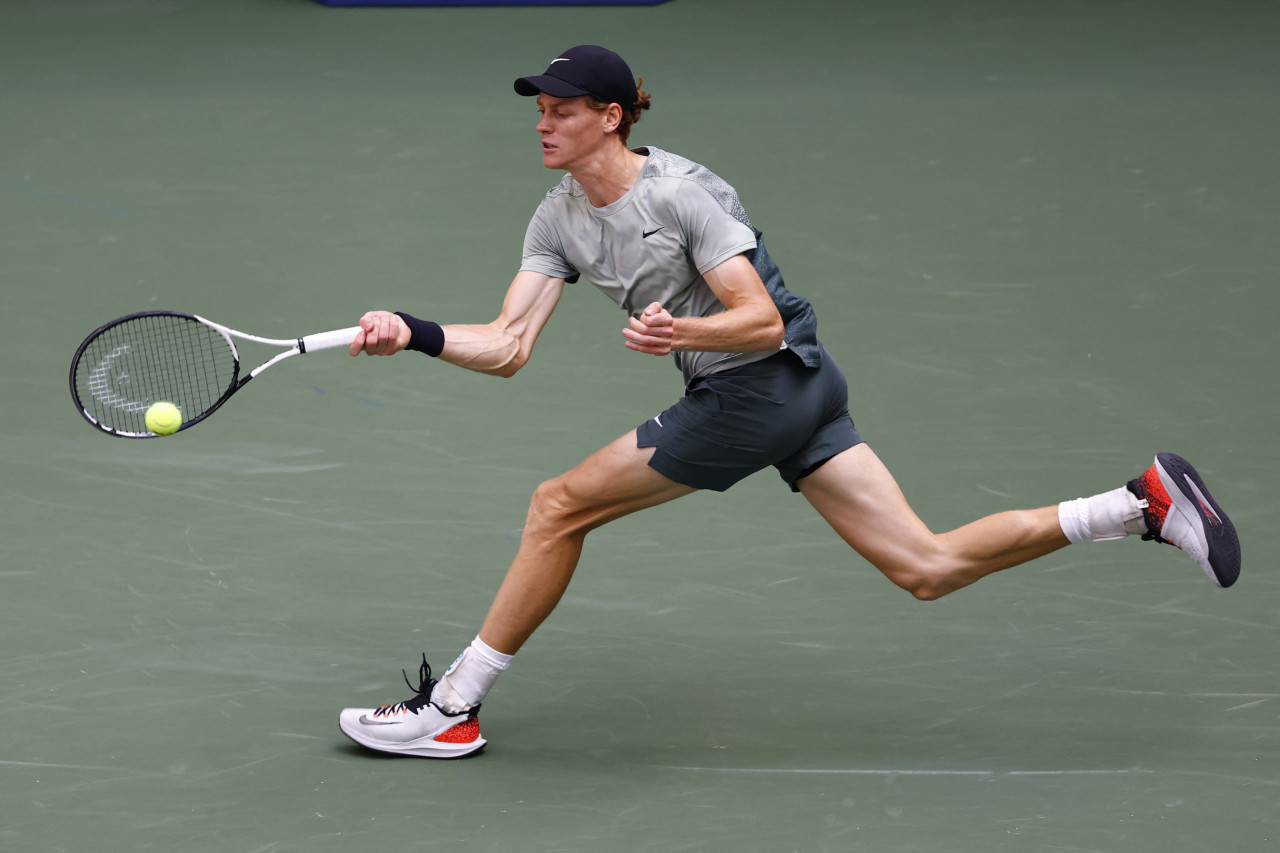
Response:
[394,312,445,357]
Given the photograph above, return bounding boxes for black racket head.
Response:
[69,311,241,438]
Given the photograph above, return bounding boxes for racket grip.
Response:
[301,327,362,353]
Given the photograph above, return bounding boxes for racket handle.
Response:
[300,327,362,353]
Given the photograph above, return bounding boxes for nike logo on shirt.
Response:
[642,226,665,239]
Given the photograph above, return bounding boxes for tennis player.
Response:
[338,45,1240,758]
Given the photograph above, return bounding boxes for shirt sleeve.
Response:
[673,179,758,274]
[520,200,580,282]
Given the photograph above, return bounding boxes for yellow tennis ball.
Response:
[145,401,182,436]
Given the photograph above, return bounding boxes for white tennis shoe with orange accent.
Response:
[339,656,486,758]
[1127,452,1241,588]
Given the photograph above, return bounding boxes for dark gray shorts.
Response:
[636,347,863,492]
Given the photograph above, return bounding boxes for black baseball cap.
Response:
[514,45,638,111]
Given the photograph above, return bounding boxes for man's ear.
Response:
[602,102,624,134]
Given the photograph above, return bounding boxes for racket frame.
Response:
[69,310,360,438]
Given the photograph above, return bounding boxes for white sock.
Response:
[1058,497,1091,543]
[1058,487,1148,544]
[433,636,513,714]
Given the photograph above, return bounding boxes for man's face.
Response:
[534,93,611,171]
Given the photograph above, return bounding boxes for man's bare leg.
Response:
[798,443,1069,600]
[478,429,695,654]
[338,431,693,756]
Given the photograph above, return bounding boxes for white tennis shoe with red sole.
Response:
[1127,452,1241,588]
[339,656,486,758]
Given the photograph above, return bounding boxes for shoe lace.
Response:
[373,654,437,717]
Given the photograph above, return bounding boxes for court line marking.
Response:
[0,759,124,771]
[656,766,1145,777]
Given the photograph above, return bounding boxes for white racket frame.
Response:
[193,315,362,379]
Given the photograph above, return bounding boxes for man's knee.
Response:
[875,554,956,601]
[525,476,586,540]
[898,573,949,601]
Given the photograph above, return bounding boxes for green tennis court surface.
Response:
[4,1,1278,850]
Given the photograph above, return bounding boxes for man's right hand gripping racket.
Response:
[69,311,361,438]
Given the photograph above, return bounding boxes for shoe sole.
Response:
[339,713,487,759]
[1154,452,1241,588]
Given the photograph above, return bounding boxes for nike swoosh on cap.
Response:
[550,58,570,64]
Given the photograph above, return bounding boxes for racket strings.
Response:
[73,314,238,436]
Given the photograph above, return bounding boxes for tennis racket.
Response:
[69,311,361,438]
